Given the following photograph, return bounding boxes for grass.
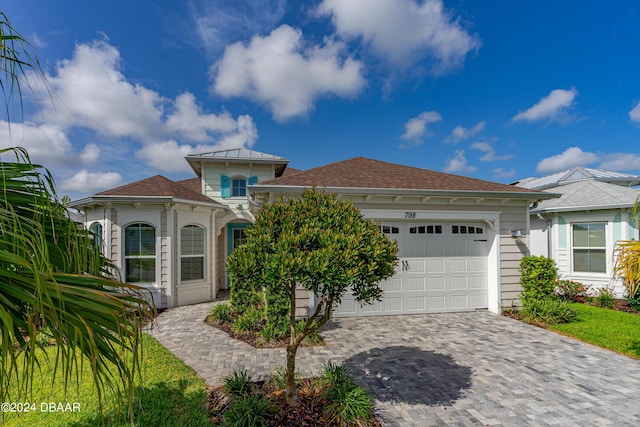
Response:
[1,334,211,427]
[549,303,640,359]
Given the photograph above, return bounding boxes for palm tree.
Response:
[0,12,153,421]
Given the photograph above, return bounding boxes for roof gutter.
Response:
[249,184,561,201]
[532,202,637,214]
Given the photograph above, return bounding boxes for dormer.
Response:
[185,149,290,209]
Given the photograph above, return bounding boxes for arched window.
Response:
[181,225,205,281]
[89,222,103,253]
[124,223,156,283]
[232,178,247,197]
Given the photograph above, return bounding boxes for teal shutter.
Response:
[221,175,230,198]
[248,176,258,185]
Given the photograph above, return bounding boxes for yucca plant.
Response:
[614,240,640,299]
[0,147,153,420]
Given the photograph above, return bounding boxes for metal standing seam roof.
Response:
[515,167,640,190]
[186,148,288,162]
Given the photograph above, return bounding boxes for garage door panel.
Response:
[384,298,403,312]
[407,297,426,311]
[450,259,468,273]
[427,276,445,290]
[406,259,426,273]
[427,259,445,273]
[333,221,489,317]
[428,296,446,310]
[407,277,426,291]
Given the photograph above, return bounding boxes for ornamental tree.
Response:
[227,188,398,406]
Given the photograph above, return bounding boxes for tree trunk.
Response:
[285,277,299,406]
[284,342,299,406]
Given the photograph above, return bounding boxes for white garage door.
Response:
[334,222,488,317]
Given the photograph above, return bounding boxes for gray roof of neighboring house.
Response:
[514,167,640,190]
[185,148,289,176]
[531,180,640,213]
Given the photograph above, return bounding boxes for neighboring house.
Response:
[71,149,555,315]
[513,167,640,297]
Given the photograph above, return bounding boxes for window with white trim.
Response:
[124,223,156,283]
[572,222,606,273]
[181,225,205,281]
[232,178,247,197]
[89,222,103,253]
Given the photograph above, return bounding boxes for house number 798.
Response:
[405,211,416,218]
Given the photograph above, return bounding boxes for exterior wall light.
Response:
[510,229,524,239]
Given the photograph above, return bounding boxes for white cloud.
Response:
[37,40,165,140]
[166,93,258,144]
[400,110,442,143]
[536,146,598,173]
[512,88,578,122]
[317,0,480,72]
[470,141,513,162]
[598,153,640,171]
[448,121,485,143]
[444,149,476,174]
[192,0,287,54]
[630,101,640,122]
[492,168,516,179]
[0,121,99,167]
[61,170,122,193]
[212,24,365,121]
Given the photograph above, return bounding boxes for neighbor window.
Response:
[181,225,205,281]
[232,178,247,197]
[124,223,156,282]
[572,222,606,273]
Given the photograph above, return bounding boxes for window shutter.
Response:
[248,176,258,185]
[221,175,230,198]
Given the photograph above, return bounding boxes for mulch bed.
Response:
[207,379,383,427]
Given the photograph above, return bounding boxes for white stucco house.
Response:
[513,167,640,297]
[71,149,556,315]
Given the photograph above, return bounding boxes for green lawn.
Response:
[2,334,211,427]
[549,303,640,359]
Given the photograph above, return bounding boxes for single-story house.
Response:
[512,167,640,297]
[71,149,556,315]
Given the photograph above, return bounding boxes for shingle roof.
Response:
[531,180,640,213]
[98,175,219,204]
[257,157,543,194]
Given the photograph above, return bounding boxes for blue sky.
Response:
[3,0,640,199]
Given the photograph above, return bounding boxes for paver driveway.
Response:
[149,302,640,426]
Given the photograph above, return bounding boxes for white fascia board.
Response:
[70,195,226,210]
[250,184,558,201]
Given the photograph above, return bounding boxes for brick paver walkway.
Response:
[148,302,640,426]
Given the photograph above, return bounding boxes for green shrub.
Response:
[222,370,254,398]
[222,393,274,427]
[595,287,615,309]
[519,256,559,303]
[627,294,640,311]
[266,366,302,391]
[325,386,374,427]
[257,324,285,345]
[210,302,234,323]
[297,319,324,346]
[232,307,263,333]
[320,362,375,426]
[555,279,589,301]
[518,297,577,325]
[230,279,261,314]
[264,284,289,331]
